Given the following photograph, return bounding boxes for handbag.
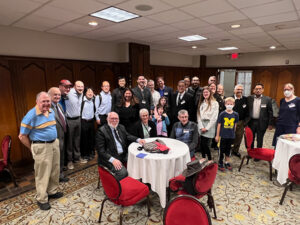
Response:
[138,139,170,154]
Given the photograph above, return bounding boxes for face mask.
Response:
[284,90,292,98]
[226,105,234,110]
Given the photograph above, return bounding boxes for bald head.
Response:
[102,81,110,93]
[48,87,61,104]
[75,81,84,94]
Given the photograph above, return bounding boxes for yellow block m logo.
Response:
[224,118,235,128]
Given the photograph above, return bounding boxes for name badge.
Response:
[142,100,146,104]
[148,127,152,131]
[288,103,296,108]
[242,104,246,108]
[164,92,168,96]
[183,129,189,133]
[261,104,266,108]
[181,100,186,104]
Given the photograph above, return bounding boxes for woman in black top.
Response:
[114,88,139,134]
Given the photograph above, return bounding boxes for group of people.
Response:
[18,74,300,210]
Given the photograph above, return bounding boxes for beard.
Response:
[108,121,119,129]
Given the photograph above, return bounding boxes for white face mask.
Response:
[226,105,234,110]
[284,90,292,98]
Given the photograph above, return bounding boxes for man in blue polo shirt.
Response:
[18,92,63,210]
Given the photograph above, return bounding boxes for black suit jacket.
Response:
[51,103,67,151]
[132,86,153,112]
[132,120,157,139]
[171,92,193,122]
[156,86,173,107]
[95,124,138,169]
[247,95,273,131]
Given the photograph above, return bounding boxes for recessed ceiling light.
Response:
[192,46,197,49]
[88,21,98,26]
[178,35,207,42]
[218,47,238,51]
[90,7,139,23]
[231,24,240,29]
[270,46,276,49]
[135,4,153,11]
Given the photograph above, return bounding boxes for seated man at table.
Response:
[132,108,157,138]
[170,109,198,158]
[95,112,145,180]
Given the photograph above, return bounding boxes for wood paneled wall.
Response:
[0,56,129,163]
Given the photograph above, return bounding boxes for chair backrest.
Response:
[289,154,300,182]
[194,163,218,195]
[1,136,12,166]
[163,195,212,225]
[98,166,121,200]
[244,127,253,151]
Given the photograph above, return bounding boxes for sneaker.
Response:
[48,192,63,199]
[37,201,51,210]
[225,163,232,171]
[67,162,74,170]
[218,163,225,172]
[79,158,88,164]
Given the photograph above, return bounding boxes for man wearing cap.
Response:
[58,79,72,112]
[65,80,85,170]
[18,92,63,210]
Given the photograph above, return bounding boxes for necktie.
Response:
[57,105,67,132]
[114,128,122,144]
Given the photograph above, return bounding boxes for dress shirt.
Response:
[151,90,161,106]
[65,88,82,118]
[142,123,150,138]
[158,86,166,97]
[252,95,262,119]
[176,91,185,106]
[95,91,112,120]
[81,96,94,120]
[108,126,123,163]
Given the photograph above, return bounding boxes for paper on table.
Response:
[136,153,148,159]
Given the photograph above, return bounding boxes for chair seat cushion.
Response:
[169,174,185,191]
[0,161,5,171]
[112,176,149,206]
[248,148,275,161]
[288,170,300,185]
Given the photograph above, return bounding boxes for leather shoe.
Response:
[59,177,69,182]
[48,192,63,199]
[37,201,51,210]
[232,152,241,158]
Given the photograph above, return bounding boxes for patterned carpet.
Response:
[1,131,300,225]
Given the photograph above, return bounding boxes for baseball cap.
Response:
[59,79,72,86]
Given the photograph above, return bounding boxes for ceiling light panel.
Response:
[90,7,139,23]
[178,35,207,41]
[218,47,238,50]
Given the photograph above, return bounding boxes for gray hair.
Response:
[178,109,188,116]
[48,87,60,95]
[148,79,154,84]
[178,80,185,85]
[234,84,244,90]
[36,91,50,101]
[139,108,149,117]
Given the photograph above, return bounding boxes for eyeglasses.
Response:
[110,118,119,120]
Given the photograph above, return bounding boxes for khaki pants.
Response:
[232,120,244,153]
[31,139,60,203]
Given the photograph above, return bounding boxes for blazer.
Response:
[171,91,193,122]
[247,95,273,131]
[156,86,173,107]
[111,87,125,111]
[51,103,67,150]
[132,120,157,139]
[132,86,154,112]
[95,123,138,169]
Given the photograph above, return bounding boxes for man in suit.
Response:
[187,76,203,122]
[171,80,193,124]
[95,112,145,180]
[132,108,157,139]
[247,83,273,148]
[48,87,69,182]
[132,75,154,113]
[156,76,173,106]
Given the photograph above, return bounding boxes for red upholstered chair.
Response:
[168,163,218,219]
[238,127,275,181]
[97,166,150,224]
[279,154,300,205]
[163,195,212,225]
[0,136,17,187]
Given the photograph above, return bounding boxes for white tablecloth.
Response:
[272,136,300,185]
[127,138,191,208]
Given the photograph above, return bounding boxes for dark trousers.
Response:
[248,119,266,148]
[272,124,297,147]
[58,133,66,178]
[109,153,128,181]
[200,136,212,160]
[80,119,95,158]
[98,115,108,127]
[232,120,244,153]
[219,138,234,164]
[67,117,81,161]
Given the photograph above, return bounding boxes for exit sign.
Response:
[231,53,238,59]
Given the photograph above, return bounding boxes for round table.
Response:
[272,135,300,185]
[127,138,191,208]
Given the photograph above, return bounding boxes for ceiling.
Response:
[1,0,300,56]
